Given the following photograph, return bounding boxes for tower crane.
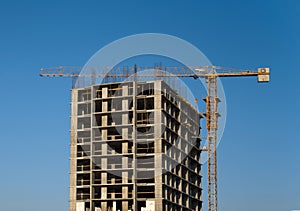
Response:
[40,65,270,211]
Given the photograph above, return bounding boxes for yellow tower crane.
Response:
[40,65,270,211]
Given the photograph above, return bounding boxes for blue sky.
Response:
[0,0,299,210]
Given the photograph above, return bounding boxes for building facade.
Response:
[70,80,203,211]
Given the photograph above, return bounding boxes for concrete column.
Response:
[122,142,128,153]
[102,130,107,140]
[102,115,107,126]
[102,101,108,112]
[122,128,128,139]
[102,87,108,98]
[102,143,107,155]
[122,113,128,125]
[122,172,128,183]
[122,186,128,198]
[70,89,78,211]
[154,81,163,210]
[122,99,128,110]
[122,201,128,211]
[122,157,128,168]
[101,172,107,184]
[101,202,107,211]
[101,158,107,169]
[122,85,128,96]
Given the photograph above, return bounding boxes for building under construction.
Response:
[40,64,269,211]
[70,79,203,211]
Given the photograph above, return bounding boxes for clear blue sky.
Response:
[0,0,299,211]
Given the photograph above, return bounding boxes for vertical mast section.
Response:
[206,66,219,211]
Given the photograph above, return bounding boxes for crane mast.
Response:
[40,65,270,211]
[206,73,219,211]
